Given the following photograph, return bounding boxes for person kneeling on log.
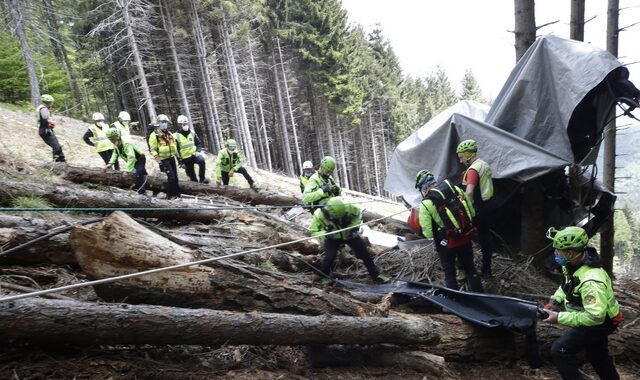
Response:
[106,128,147,194]
[309,197,390,284]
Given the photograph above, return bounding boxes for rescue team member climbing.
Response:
[175,115,209,184]
[416,170,483,293]
[543,226,622,380]
[36,94,66,162]
[299,160,315,194]
[303,156,340,213]
[83,112,119,170]
[148,114,181,199]
[309,197,390,284]
[457,139,495,277]
[215,139,256,190]
[106,128,147,194]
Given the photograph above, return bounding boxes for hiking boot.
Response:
[249,183,259,192]
[372,274,391,284]
[201,178,210,184]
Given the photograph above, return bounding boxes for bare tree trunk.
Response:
[601,0,620,276]
[247,35,272,171]
[119,0,156,120]
[369,109,381,195]
[513,0,536,62]
[6,0,40,106]
[358,121,371,194]
[160,0,191,123]
[271,45,294,175]
[570,0,585,41]
[277,37,302,173]
[220,10,256,167]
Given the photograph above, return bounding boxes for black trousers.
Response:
[436,242,483,293]
[133,155,147,194]
[475,198,496,274]
[38,128,65,162]
[550,323,619,380]
[221,167,254,186]
[322,236,379,278]
[183,154,206,182]
[159,157,180,198]
[98,150,119,170]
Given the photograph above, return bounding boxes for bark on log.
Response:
[0,179,321,254]
[69,212,371,316]
[51,163,298,206]
[0,298,439,346]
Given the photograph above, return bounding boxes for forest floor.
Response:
[1,103,640,379]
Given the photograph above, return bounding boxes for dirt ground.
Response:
[1,103,640,379]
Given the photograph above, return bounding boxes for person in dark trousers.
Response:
[302,156,340,214]
[309,197,390,284]
[148,114,180,199]
[457,139,495,276]
[299,160,315,193]
[175,115,208,183]
[83,112,119,170]
[36,94,65,162]
[215,139,256,190]
[416,169,483,293]
[543,226,622,380]
[105,128,147,194]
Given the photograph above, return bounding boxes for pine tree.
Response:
[460,69,486,103]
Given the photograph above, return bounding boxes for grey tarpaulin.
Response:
[384,35,624,207]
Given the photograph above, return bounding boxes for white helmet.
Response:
[118,111,131,121]
[303,161,313,170]
[177,115,188,124]
[92,112,105,122]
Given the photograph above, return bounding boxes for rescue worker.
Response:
[299,160,315,193]
[543,226,622,380]
[83,112,119,170]
[105,128,147,194]
[309,197,389,284]
[110,111,137,137]
[303,156,340,213]
[175,115,208,183]
[36,94,65,162]
[215,139,256,190]
[416,170,483,293]
[148,114,180,199]
[457,139,495,276]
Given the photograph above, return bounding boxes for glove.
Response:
[229,169,235,177]
[48,120,56,128]
[216,178,222,185]
[346,228,358,239]
[544,300,561,312]
[331,185,340,196]
[320,183,330,193]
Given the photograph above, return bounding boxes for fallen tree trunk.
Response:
[0,179,321,254]
[69,212,369,316]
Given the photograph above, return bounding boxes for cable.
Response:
[0,209,409,303]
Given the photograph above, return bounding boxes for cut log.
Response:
[69,212,371,316]
[0,298,438,347]
[0,179,321,254]
[0,226,72,264]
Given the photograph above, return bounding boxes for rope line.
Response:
[0,209,409,303]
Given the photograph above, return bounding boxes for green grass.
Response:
[10,195,53,209]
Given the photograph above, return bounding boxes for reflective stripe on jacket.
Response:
[175,131,197,159]
[302,172,340,205]
[148,131,178,160]
[88,123,114,153]
[111,120,130,137]
[216,148,244,177]
[418,180,475,240]
[463,159,493,201]
[309,203,361,242]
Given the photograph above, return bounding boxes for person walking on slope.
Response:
[175,115,209,184]
[105,128,147,194]
[457,139,495,277]
[309,197,390,284]
[303,156,340,213]
[299,160,315,193]
[148,114,180,199]
[36,94,66,162]
[543,226,622,380]
[111,111,137,138]
[215,139,256,190]
[83,112,119,170]
[416,170,483,293]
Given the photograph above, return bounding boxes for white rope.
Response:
[0,209,409,303]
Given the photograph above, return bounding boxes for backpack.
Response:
[426,180,477,248]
